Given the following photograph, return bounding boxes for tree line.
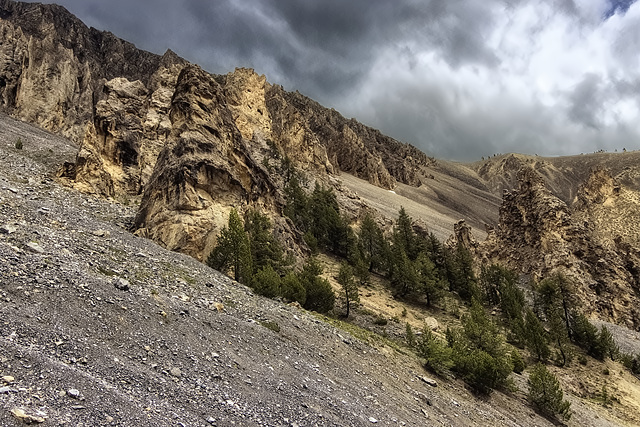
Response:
[205,157,640,422]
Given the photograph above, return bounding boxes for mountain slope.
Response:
[0,113,583,427]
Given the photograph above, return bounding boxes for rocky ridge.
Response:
[0,0,442,261]
[478,167,640,329]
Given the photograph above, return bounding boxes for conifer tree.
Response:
[280,272,306,305]
[449,299,513,393]
[415,252,443,306]
[358,212,386,272]
[536,274,575,340]
[524,308,550,362]
[284,175,309,230]
[299,257,335,313]
[244,209,285,274]
[394,207,417,259]
[528,364,571,420]
[390,246,419,297]
[207,209,252,283]
[337,261,359,318]
[251,264,281,298]
[447,244,478,302]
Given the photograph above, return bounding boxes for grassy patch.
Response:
[259,320,281,333]
[97,266,118,277]
[315,314,408,355]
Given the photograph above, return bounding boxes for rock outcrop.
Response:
[1,0,441,260]
[134,65,282,260]
[0,0,187,197]
[481,167,640,329]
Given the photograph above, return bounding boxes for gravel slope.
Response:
[0,114,628,426]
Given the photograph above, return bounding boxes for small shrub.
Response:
[620,352,640,375]
[280,272,306,305]
[599,385,613,407]
[578,354,588,365]
[251,265,281,298]
[416,328,453,375]
[15,138,23,149]
[511,349,526,374]
[302,277,335,313]
[259,320,280,333]
[373,316,388,326]
[405,322,416,348]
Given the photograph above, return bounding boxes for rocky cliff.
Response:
[0,0,187,197]
[480,167,640,329]
[0,0,441,260]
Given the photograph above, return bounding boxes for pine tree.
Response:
[284,175,309,230]
[299,257,335,313]
[358,212,386,272]
[390,246,419,297]
[337,262,359,317]
[449,299,513,393]
[394,207,417,259]
[207,209,252,283]
[416,327,453,375]
[251,264,281,298]
[405,322,416,348]
[528,364,571,420]
[447,244,478,303]
[280,272,306,305]
[524,308,550,362]
[244,209,285,274]
[536,274,575,341]
[415,253,443,307]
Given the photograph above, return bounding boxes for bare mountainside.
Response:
[0,0,500,255]
[0,113,592,427]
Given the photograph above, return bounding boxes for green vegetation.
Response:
[337,261,359,318]
[15,138,23,149]
[448,299,513,393]
[202,157,631,413]
[416,327,453,375]
[259,320,281,333]
[207,208,335,313]
[527,364,571,420]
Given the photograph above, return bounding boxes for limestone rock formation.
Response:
[481,167,640,329]
[133,65,283,260]
[0,0,187,197]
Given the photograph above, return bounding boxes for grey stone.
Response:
[113,278,130,291]
[26,242,44,254]
[0,224,17,234]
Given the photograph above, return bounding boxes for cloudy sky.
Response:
[26,0,640,160]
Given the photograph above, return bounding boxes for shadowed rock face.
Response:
[0,0,187,196]
[134,65,283,260]
[481,167,640,329]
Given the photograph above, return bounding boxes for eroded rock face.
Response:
[481,167,640,329]
[1,0,188,197]
[0,1,433,262]
[134,66,282,260]
[61,51,186,196]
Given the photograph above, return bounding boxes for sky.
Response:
[24,0,640,161]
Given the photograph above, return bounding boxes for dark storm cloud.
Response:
[20,0,640,160]
[36,0,504,97]
[567,73,604,130]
